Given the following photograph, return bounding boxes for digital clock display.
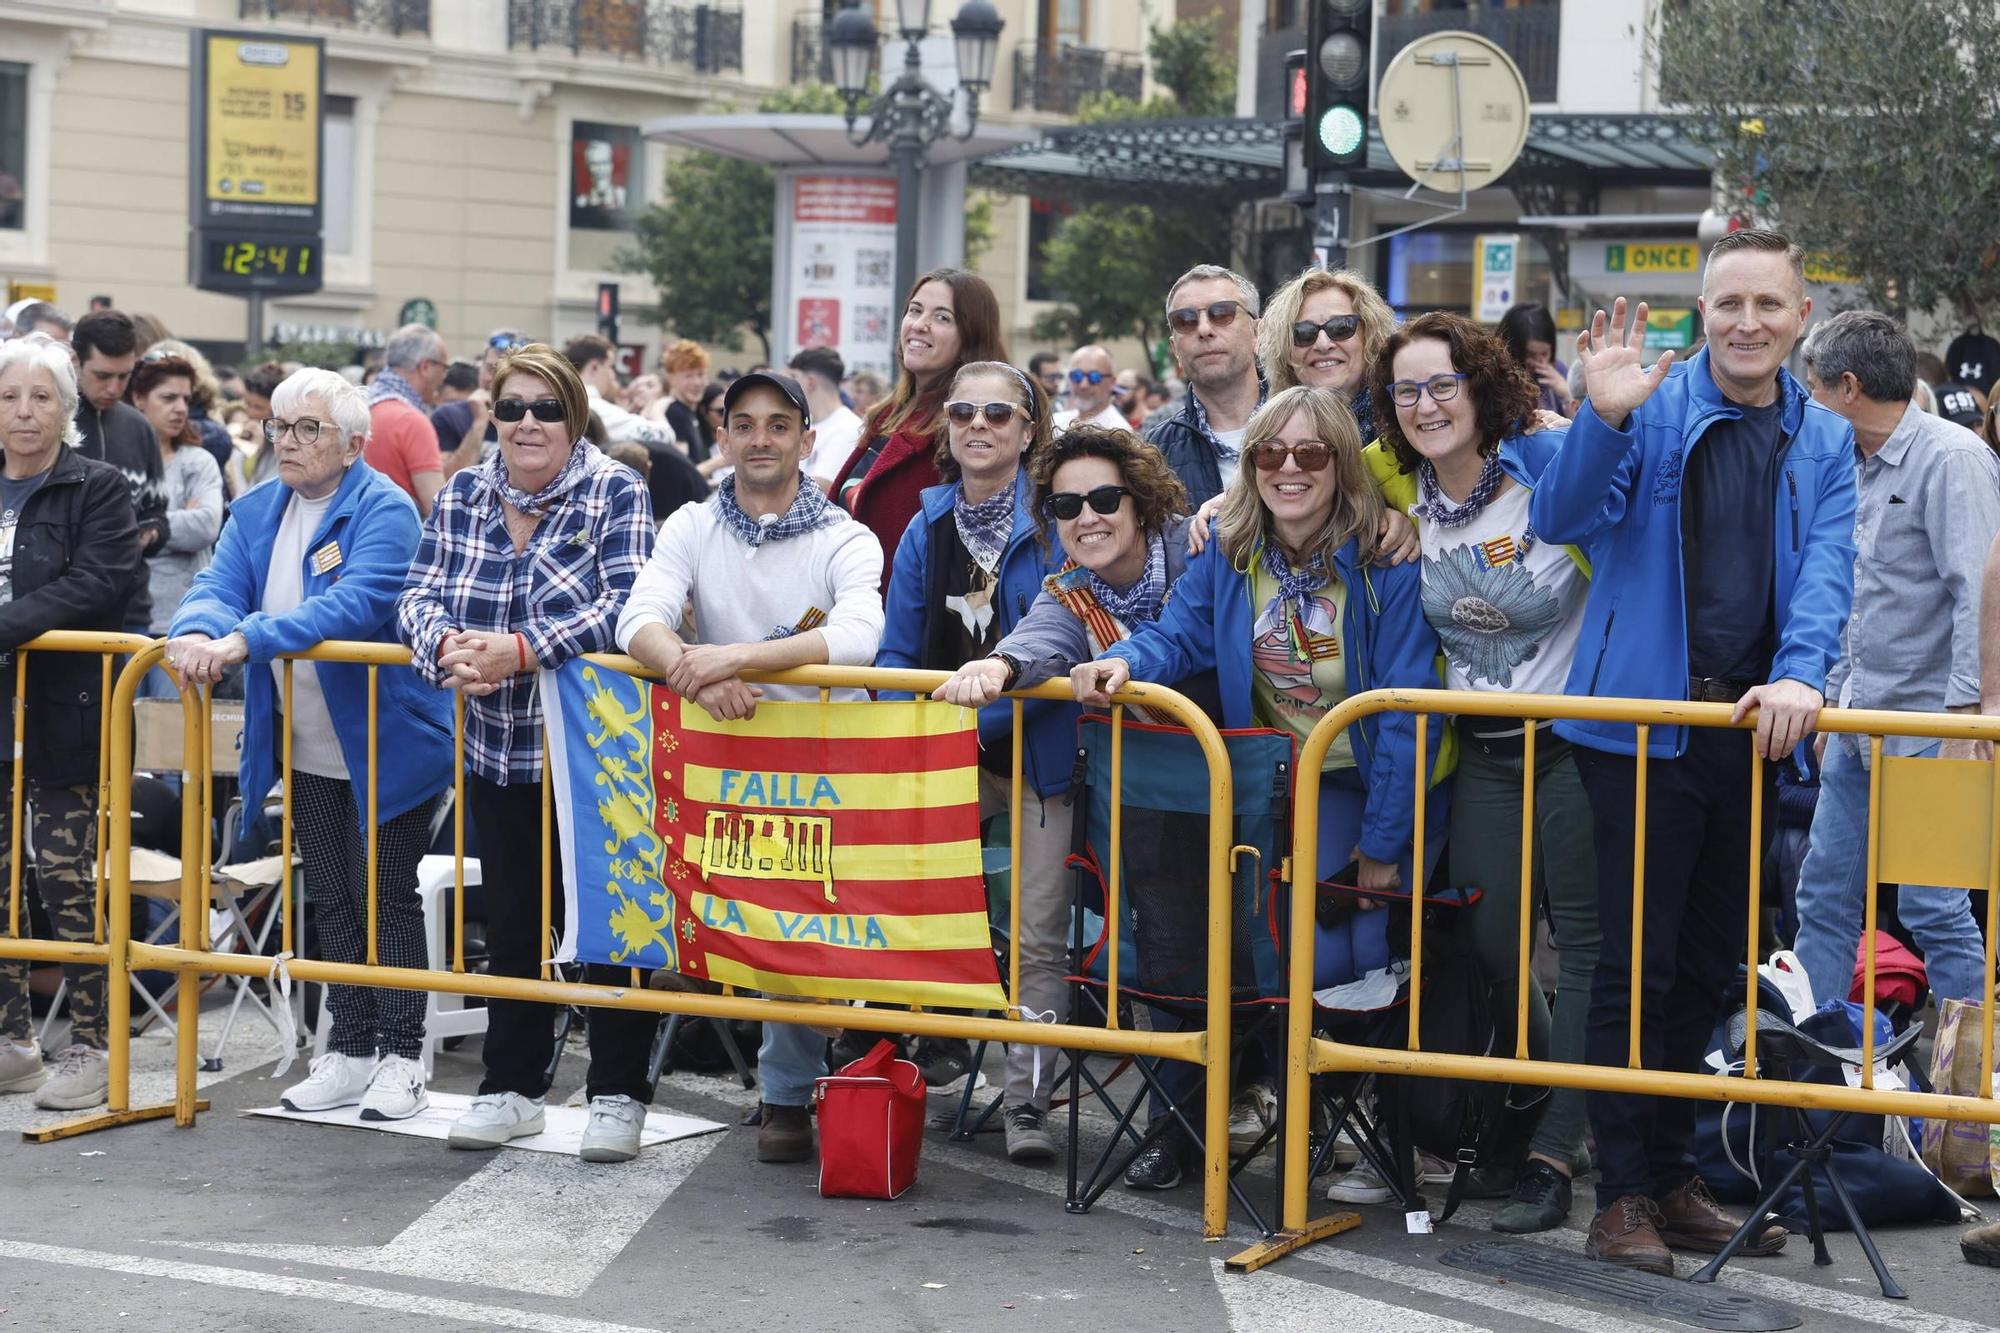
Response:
[192,229,324,295]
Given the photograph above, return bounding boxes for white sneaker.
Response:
[1228,1081,1278,1153]
[279,1052,377,1113]
[1326,1147,1454,1204]
[33,1044,109,1110]
[578,1094,646,1163]
[0,1040,45,1095]
[358,1054,428,1122]
[448,1091,545,1150]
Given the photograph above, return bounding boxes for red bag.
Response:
[814,1039,926,1199]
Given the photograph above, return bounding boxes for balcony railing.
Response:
[1012,42,1144,115]
[508,0,743,73]
[1379,4,1559,103]
[792,12,833,86]
[238,0,431,35]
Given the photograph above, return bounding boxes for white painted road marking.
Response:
[1212,1257,1492,1332]
[181,1133,721,1296]
[0,1238,669,1333]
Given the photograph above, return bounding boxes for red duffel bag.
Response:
[814,1038,926,1199]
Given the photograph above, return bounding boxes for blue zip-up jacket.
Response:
[1529,348,1858,758]
[171,460,455,836]
[1099,535,1450,864]
[876,470,1076,796]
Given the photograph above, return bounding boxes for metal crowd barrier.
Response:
[38,639,1244,1238]
[1237,688,2000,1271]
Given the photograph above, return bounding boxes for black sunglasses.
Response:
[493,397,566,424]
[1042,485,1131,521]
[1248,441,1333,472]
[1167,300,1246,333]
[1290,314,1361,348]
[487,332,523,351]
[945,400,1028,426]
[1067,369,1107,386]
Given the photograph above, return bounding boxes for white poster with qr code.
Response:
[786,174,899,380]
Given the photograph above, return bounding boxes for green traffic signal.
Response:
[1317,105,1365,159]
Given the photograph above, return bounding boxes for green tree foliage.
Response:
[1027,13,1239,372]
[1660,0,2000,321]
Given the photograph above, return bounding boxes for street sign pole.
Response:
[1314,177,1349,271]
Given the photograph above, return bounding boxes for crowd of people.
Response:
[1,228,1998,1271]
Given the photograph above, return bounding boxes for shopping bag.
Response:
[1919,998,1997,1197]
[814,1038,927,1200]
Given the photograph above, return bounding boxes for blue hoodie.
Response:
[875,469,1076,796]
[1529,347,1858,758]
[170,461,455,835]
[1100,535,1450,865]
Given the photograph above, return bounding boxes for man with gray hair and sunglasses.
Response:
[1144,265,1265,507]
[1794,309,2000,1012]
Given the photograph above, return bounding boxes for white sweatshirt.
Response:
[614,494,886,702]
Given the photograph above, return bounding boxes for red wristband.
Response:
[515,632,530,672]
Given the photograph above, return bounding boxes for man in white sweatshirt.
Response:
[615,369,885,1166]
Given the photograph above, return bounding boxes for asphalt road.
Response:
[2,1002,1996,1333]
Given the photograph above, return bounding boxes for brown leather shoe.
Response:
[1655,1177,1786,1256]
[757,1102,814,1164]
[1961,1219,2000,1267]
[1585,1195,1675,1277]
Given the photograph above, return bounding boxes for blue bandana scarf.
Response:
[367,367,426,413]
[1414,450,1537,556]
[1188,377,1269,464]
[715,471,838,549]
[1261,539,1330,624]
[1349,386,1378,444]
[953,482,1016,576]
[1085,530,1167,628]
[488,437,597,517]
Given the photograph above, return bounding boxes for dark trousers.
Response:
[467,773,658,1103]
[1572,728,1773,1210]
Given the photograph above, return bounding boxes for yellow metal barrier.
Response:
[0,633,210,1140]
[1236,688,2000,1272]
[100,640,1246,1237]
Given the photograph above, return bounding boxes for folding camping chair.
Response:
[1060,715,1299,1234]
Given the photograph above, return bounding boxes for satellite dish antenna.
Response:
[1376,30,1530,195]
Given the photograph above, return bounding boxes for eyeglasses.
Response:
[1290,315,1361,349]
[1387,372,1469,407]
[1167,301,1247,334]
[945,400,1029,426]
[1067,369,1107,386]
[493,397,566,424]
[1042,485,1131,521]
[262,417,325,447]
[1248,441,1333,472]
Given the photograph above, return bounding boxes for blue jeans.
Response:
[1794,735,1989,1006]
[757,1018,827,1108]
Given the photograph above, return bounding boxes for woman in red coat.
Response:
[833,267,1009,588]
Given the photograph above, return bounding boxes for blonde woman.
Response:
[1257,268,1399,442]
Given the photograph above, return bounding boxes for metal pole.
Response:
[245,291,264,361]
[1314,176,1349,271]
[893,135,922,334]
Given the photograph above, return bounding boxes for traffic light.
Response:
[596,282,620,344]
[1305,0,1372,175]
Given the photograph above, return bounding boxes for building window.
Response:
[1025,195,1072,302]
[570,122,638,232]
[0,63,26,232]
[324,95,356,257]
[1038,0,1086,50]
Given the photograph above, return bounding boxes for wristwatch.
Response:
[991,652,1023,692]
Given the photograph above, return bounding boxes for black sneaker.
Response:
[1004,1104,1056,1162]
[1465,1160,1520,1200]
[1124,1138,1184,1191]
[912,1037,976,1096]
[1492,1158,1572,1235]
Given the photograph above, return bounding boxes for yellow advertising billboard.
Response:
[201,34,319,212]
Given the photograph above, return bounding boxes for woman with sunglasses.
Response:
[1357,311,1598,1232]
[397,343,661,1166]
[877,360,1073,1159]
[1074,384,1450,1003]
[166,369,453,1122]
[835,268,1010,589]
[1258,268,1399,443]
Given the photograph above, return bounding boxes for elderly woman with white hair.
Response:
[0,334,141,1112]
[165,367,453,1122]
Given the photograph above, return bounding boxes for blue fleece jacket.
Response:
[170,461,455,835]
[876,470,1076,796]
[1528,348,1858,758]
[1099,536,1450,864]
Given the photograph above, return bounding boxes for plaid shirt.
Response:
[397,443,653,784]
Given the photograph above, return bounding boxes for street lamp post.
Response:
[826,0,1003,319]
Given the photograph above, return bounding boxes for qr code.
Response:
[855,305,890,340]
[855,249,893,287]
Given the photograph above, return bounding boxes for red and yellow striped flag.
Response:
[548,659,1005,1009]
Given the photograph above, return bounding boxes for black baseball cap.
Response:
[1938,383,1984,430]
[721,370,811,428]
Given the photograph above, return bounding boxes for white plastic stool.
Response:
[312,854,486,1078]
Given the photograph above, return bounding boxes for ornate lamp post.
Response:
[826,0,1004,316]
